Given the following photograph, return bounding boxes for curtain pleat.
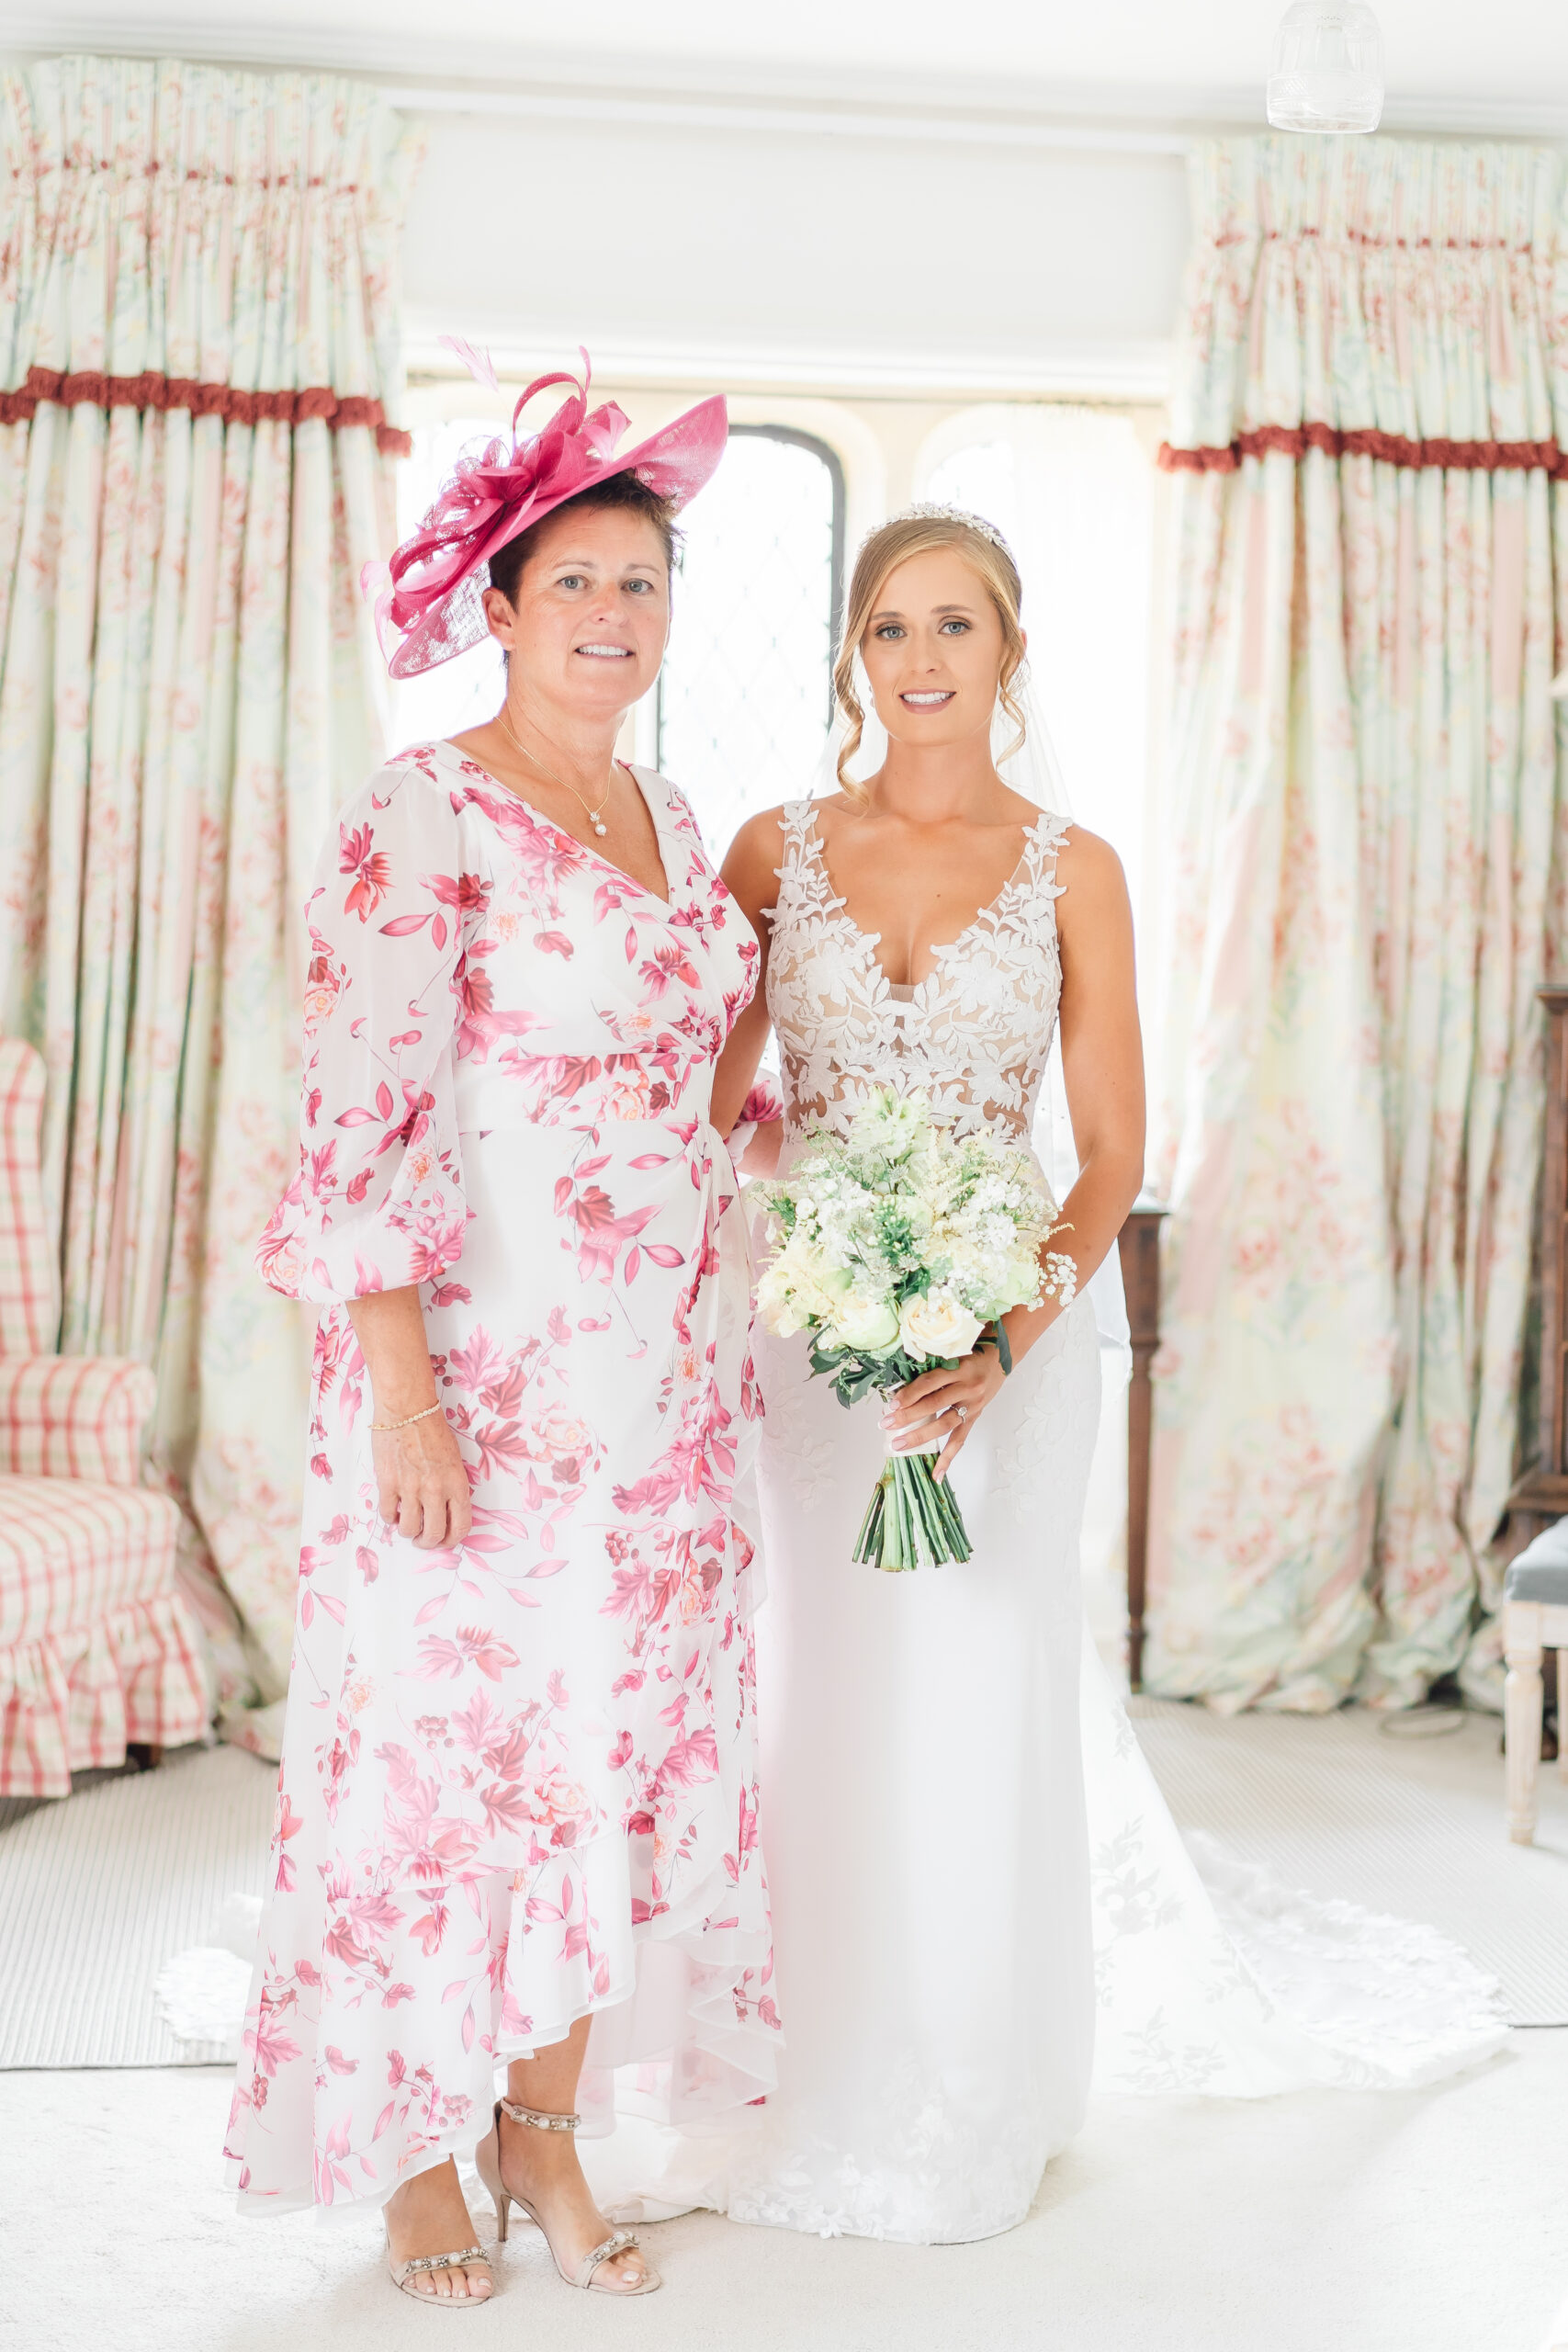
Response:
[1150,136,1568,1713]
[0,56,423,1715]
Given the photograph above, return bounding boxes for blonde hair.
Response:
[832,510,1027,799]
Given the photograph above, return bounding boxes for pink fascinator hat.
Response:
[367,344,728,679]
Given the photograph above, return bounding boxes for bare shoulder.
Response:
[721,803,795,909]
[1053,823,1130,909]
[725,802,791,864]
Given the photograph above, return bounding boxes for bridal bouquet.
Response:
[752,1087,1076,1571]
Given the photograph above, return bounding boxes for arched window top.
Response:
[658,424,845,849]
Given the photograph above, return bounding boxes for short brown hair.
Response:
[488,470,680,605]
[833,512,1027,799]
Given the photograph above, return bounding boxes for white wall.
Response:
[402,111,1190,397]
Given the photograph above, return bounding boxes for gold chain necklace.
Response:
[494,708,615,837]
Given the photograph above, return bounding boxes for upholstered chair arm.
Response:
[0,1356,157,1486]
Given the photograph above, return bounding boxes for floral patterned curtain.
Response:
[0,56,423,1734]
[1148,137,1568,1713]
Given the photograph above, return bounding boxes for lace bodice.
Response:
[764,797,1070,1148]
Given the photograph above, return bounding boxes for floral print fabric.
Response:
[1149,137,1568,1711]
[0,56,423,1719]
[225,742,777,2212]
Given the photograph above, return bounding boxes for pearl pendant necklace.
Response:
[495,709,614,836]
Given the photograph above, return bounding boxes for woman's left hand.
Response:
[881,1345,1008,1483]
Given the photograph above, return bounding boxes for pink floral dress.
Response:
[225,740,777,2214]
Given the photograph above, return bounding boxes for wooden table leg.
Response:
[1117,1206,1168,1693]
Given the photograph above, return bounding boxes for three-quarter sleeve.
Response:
[258,762,486,1305]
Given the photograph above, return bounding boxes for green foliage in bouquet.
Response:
[753,1088,1075,1570]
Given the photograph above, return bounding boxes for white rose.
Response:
[827,1291,901,1353]
[899,1289,984,1363]
[846,1087,930,1162]
[756,1266,811,1337]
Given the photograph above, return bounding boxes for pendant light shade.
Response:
[1267,2,1384,132]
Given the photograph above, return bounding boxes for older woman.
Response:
[226,365,777,2304]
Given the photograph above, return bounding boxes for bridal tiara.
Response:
[874,502,1017,560]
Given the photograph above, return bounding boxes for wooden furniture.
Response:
[1503,985,1568,1551]
[1503,1555,1568,1843]
[1496,983,1568,1788]
[1117,1201,1168,1691]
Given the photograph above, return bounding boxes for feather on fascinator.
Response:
[366,344,728,678]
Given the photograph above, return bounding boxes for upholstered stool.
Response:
[1503,1528,1568,1844]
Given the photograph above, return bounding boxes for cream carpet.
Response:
[4,2043,1564,2352]
[4,1711,1567,2349]
[1130,1696,1568,2026]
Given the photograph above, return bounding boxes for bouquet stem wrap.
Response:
[754,1087,1076,1574]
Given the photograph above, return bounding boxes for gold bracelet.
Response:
[369,1400,444,1433]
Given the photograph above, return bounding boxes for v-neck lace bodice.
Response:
[764,797,1070,1153]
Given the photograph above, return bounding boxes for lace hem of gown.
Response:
[1085,1637,1506,2100]
[578,1638,1507,2245]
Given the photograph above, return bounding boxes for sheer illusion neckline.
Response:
[804,807,1051,1000]
[433,738,673,909]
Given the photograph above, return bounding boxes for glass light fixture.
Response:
[1267,2,1384,132]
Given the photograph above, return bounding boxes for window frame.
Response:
[655,421,847,764]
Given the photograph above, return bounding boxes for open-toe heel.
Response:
[384,2231,493,2307]
[473,2098,660,2295]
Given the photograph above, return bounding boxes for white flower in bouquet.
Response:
[844,1088,931,1166]
[898,1289,983,1361]
[753,1086,1077,1571]
[829,1291,901,1354]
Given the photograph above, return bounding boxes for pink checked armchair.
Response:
[0,1041,208,1796]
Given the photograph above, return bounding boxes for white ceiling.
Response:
[8,0,1568,128]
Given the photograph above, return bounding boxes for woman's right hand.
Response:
[372,1410,473,1550]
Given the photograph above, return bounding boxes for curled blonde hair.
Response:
[832,508,1027,799]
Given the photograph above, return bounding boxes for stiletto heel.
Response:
[473,2098,660,2295]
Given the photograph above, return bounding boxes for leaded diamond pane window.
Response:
[658,425,844,849]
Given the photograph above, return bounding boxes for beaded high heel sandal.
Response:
[384,2235,493,2307]
[473,2098,661,2296]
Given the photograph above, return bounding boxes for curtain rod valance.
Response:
[1159,424,1568,477]
[0,57,422,439]
[1168,136,1568,459]
[0,364,412,456]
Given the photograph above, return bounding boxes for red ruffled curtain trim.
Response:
[1159,424,1568,476]
[0,364,412,457]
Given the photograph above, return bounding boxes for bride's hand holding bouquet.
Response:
[752,1086,1077,1570]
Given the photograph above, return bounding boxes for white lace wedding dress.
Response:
[578,797,1506,2242]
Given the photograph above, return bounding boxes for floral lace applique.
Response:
[764,798,1069,1154]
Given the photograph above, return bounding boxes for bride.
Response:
[584,505,1505,2246]
[707,503,1135,2241]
